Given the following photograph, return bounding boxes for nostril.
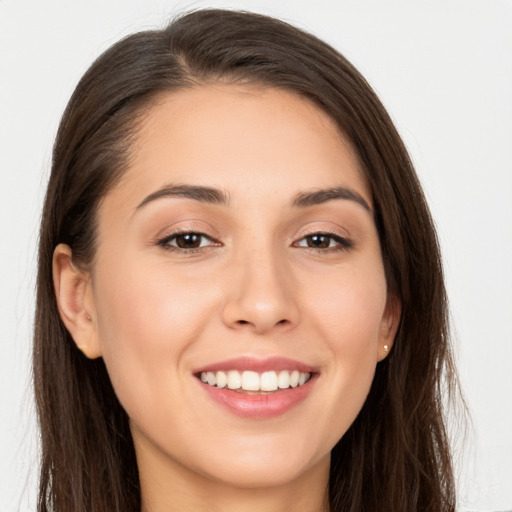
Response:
[234,318,288,329]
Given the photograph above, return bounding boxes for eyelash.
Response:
[156,231,353,253]
[292,232,353,251]
[157,231,354,254]
[156,231,221,253]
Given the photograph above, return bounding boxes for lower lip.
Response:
[198,376,316,419]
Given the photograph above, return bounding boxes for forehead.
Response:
[111,84,370,210]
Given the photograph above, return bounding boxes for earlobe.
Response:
[52,244,102,359]
[377,294,401,361]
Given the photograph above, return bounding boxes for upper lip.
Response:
[193,356,316,374]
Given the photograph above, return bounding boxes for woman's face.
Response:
[78,85,398,489]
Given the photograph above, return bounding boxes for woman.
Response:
[34,9,457,511]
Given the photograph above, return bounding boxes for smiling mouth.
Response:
[195,359,317,418]
[198,370,312,393]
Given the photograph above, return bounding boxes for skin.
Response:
[53,85,400,512]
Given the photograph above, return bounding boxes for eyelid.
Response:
[152,218,221,244]
[292,229,354,251]
[153,223,353,253]
[156,229,221,252]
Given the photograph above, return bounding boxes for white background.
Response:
[1,1,511,510]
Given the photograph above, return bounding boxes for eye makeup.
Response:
[157,230,221,253]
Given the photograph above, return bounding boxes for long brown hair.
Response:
[34,9,457,511]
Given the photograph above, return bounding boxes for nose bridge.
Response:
[222,235,299,333]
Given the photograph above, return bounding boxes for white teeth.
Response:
[260,371,278,391]
[216,370,227,388]
[227,370,242,390]
[241,371,260,391]
[278,370,290,389]
[200,370,311,391]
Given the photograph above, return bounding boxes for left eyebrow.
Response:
[291,186,372,213]
[135,184,229,212]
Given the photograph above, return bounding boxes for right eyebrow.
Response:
[135,184,229,212]
[291,186,372,213]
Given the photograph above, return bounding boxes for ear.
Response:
[52,244,102,359]
[377,293,401,361]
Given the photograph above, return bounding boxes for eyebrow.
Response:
[135,184,229,211]
[292,187,372,213]
[135,183,371,213]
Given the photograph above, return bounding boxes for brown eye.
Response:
[175,233,203,248]
[158,232,218,251]
[305,234,331,249]
[294,233,353,251]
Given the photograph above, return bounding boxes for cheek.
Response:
[302,264,387,430]
[306,262,387,351]
[91,257,217,401]
[95,256,213,340]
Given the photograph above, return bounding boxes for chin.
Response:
[207,460,326,490]
[189,439,331,490]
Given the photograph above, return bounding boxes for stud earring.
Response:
[383,344,389,353]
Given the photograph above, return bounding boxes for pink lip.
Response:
[198,376,316,419]
[194,356,317,419]
[194,356,315,374]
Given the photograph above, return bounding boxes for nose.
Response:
[221,245,300,335]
